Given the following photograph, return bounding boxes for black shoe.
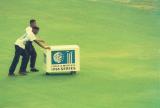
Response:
[19,72,27,76]
[8,73,16,77]
[30,68,39,72]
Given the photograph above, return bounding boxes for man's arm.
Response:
[34,40,50,49]
[36,39,45,43]
[36,36,45,43]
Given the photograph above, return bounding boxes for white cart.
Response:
[44,45,80,75]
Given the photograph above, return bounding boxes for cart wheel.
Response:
[70,71,76,75]
[46,72,50,75]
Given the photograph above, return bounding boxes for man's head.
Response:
[32,26,39,35]
[30,19,36,27]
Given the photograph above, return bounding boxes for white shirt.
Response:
[26,26,32,34]
[15,26,36,49]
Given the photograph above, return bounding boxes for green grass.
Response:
[0,0,160,108]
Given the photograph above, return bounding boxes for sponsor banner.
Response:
[51,50,76,71]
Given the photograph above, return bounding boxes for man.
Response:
[25,19,44,72]
[8,26,50,76]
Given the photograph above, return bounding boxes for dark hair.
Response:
[30,19,36,24]
[33,26,39,30]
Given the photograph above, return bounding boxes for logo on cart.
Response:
[52,50,75,64]
[53,52,64,63]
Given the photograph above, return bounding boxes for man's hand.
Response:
[45,46,51,50]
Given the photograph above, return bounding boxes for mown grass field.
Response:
[0,0,160,108]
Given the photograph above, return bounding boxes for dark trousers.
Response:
[9,45,28,74]
[25,42,37,69]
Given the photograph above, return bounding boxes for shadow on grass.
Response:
[44,71,77,76]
